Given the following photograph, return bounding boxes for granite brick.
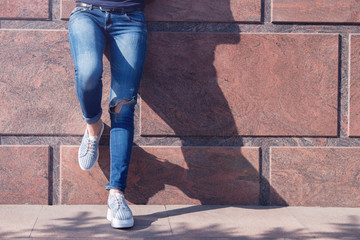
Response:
[60,146,109,204]
[270,147,360,207]
[60,0,261,22]
[60,0,74,20]
[145,0,261,22]
[272,0,360,23]
[0,30,111,135]
[127,146,260,205]
[0,0,50,19]
[60,145,260,205]
[141,33,339,136]
[0,145,50,204]
[350,34,360,136]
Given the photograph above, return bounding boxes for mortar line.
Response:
[341,33,351,138]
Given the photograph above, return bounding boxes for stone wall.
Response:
[1,0,360,206]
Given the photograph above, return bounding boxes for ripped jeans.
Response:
[68,7,147,192]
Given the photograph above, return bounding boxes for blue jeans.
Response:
[68,6,147,192]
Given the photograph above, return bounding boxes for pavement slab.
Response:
[165,205,313,239]
[30,205,171,239]
[0,205,43,238]
[288,207,360,239]
[1,205,360,239]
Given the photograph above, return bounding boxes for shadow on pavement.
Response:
[2,208,360,239]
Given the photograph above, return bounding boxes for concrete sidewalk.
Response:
[1,205,360,239]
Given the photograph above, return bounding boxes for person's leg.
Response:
[68,7,106,171]
[104,11,147,228]
[105,10,147,194]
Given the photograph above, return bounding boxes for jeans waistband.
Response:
[76,2,144,14]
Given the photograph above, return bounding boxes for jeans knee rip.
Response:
[109,97,136,123]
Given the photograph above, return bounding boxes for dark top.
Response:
[76,0,144,9]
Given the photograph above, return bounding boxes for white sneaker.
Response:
[107,193,134,228]
[78,122,104,171]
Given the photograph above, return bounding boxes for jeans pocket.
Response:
[124,11,146,25]
[70,7,88,17]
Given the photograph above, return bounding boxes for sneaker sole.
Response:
[107,208,134,229]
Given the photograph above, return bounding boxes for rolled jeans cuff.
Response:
[105,183,125,193]
[83,109,102,124]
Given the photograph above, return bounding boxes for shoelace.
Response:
[109,195,131,220]
[113,195,128,211]
[116,195,126,209]
[86,138,97,155]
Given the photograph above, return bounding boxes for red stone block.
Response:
[0,30,111,135]
[272,0,360,23]
[0,0,50,19]
[350,35,360,136]
[145,0,261,22]
[127,146,260,205]
[141,33,339,136]
[0,146,49,204]
[270,147,360,207]
[60,0,261,22]
[60,145,260,205]
[60,0,75,20]
[60,146,109,204]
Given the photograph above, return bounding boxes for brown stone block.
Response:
[0,145,49,204]
[270,147,360,207]
[350,34,360,136]
[272,0,360,23]
[0,0,50,19]
[60,146,109,204]
[127,146,260,205]
[141,33,339,136]
[0,30,111,135]
[60,0,261,22]
[145,0,261,22]
[60,145,260,205]
[60,0,75,20]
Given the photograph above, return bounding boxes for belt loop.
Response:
[89,4,93,10]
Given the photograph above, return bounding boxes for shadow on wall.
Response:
[101,0,286,205]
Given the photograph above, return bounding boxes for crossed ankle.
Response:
[109,189,124,195]
[87,120,103,137]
